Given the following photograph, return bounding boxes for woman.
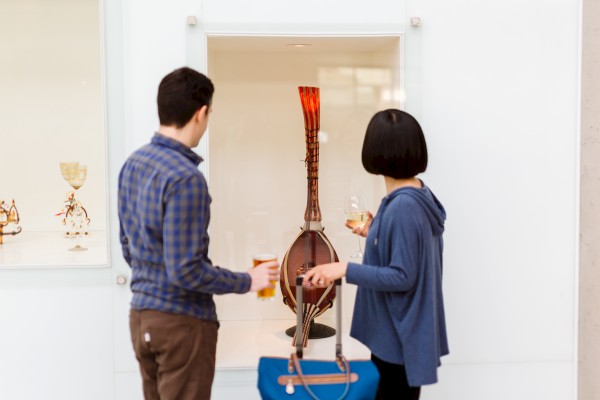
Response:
[303,109,448,399]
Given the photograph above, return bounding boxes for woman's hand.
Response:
[345,211,373,238]
[302,262,348,288]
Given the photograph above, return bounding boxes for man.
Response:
[118,67,278,400]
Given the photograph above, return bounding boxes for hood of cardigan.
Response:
[374,183,446,244]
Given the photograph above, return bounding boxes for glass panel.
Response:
[0,0,108,267]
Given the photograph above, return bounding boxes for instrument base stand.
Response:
[285,320,336,339]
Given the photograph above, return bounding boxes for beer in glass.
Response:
[253,253,278,300]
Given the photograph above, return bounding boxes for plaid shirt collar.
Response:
[151,132,204,166]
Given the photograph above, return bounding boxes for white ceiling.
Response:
[207,36,400,53]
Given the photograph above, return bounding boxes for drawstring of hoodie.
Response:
[373,196,392,247]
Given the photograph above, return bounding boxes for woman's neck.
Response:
[384,176,422,194]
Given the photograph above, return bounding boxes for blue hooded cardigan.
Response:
[345,184,449,387]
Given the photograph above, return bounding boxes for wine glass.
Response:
[59,162,79,183]
[344,195,367,258]
[68,165,87,190]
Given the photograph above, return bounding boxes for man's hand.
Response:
[248,260,280,292]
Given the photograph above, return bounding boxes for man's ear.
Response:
[195,105,208,121]
[201,105,210,117]
[191,106,205,123]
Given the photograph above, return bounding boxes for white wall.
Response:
[420,1,580,394]
[579,0,600,396]
[423,0,580,394]
[0,285,114,399]
[0,0,582,399]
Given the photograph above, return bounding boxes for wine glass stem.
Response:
[357,237,362,255]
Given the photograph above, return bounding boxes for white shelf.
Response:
[216,317,370,369]
[0,230,109,268]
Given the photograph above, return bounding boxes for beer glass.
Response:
[253,253,278,300]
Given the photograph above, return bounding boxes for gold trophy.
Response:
[0,199,21,244]
[57,162,90,251]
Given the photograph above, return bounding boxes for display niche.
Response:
[0,0,108,268]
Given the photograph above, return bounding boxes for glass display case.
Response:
[0,0,108,268]
[205,35,408,361]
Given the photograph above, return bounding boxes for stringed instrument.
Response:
[280,86,339,348]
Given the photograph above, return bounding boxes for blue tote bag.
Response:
[257,278,379,399]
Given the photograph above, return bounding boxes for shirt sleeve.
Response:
[163,174,251,294]
[345,203,422,292]
[117,168,132,266]
[119,218,132,266]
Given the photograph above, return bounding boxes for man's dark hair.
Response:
[157,67,214,128]
[361,109,428,179]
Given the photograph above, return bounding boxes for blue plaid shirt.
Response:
[118,133,251,322]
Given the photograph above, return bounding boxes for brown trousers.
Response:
[129,309,219,400]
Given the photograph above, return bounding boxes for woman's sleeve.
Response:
[345,203,422,292]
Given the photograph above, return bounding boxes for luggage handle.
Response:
[295,276,343,361]
[289,351,351,400]
[288,277,352,400]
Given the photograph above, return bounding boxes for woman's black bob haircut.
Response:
[361,109,428,179]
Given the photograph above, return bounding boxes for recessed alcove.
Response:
[0,0,108,268]
[205,35,403,365]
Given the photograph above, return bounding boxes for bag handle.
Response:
[296,276,343,360]
[293,277,350,399]
[334,278,342,359]
[290,352,351,400]
[296,276,304,358]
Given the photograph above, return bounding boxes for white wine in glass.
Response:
[344,195,366,258]
[346,210,369,229]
